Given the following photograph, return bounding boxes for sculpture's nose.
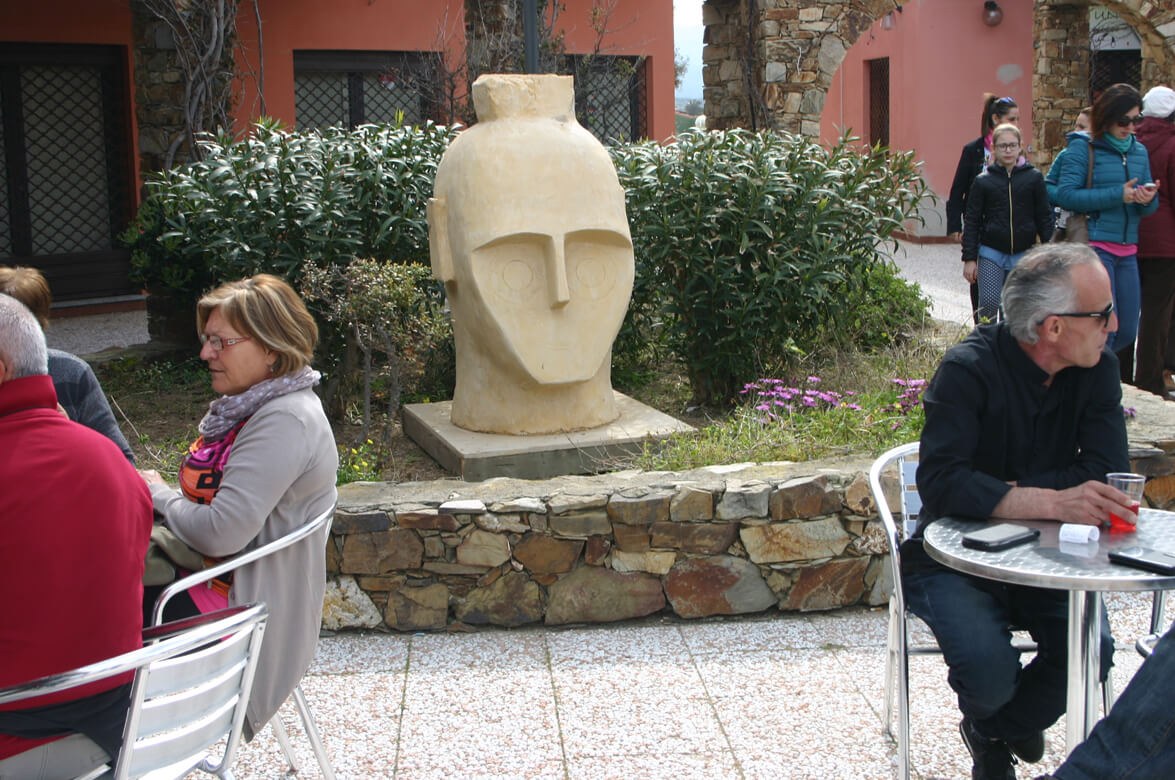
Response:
[547,238,570,308]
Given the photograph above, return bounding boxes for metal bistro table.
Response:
[923,509,1175,753]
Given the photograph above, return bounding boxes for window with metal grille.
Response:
[294,51,432,130]
[1089,6,1140,102]
[1090,50,1141,102]
[565,54,647,143]
[0,43,134,300]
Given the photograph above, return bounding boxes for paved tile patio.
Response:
[222,592,1167,779]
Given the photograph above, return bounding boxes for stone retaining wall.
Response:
[323,386,1175,632]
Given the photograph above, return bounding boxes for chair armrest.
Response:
[151,504,335,626]
[143,605,257,643]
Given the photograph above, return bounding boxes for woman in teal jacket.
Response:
[1054,83,1159,356]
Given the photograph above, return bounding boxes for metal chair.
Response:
[868,444,1116,779]
[0,604,267,780]
[1136,591,1169,658]
[151,505,337,780]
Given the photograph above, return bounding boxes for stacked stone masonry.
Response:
[323,398,1175,633]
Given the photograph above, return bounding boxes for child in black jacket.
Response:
[962,124,1055,322]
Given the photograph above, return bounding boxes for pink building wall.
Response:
[234,0,674,142]
[820,0,1036,237]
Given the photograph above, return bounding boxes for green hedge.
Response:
[611,129,931,404]
[124,121,930,413]
[123,118,456,300]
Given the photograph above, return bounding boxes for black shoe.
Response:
[960,718,1017,780]
[1008,730,1045,763]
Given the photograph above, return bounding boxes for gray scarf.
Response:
[199,365,321,441]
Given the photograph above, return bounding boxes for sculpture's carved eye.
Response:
[472,235,546,305]
[565,230,632,303]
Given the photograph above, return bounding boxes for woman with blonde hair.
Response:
[139,273,337,738]
[947,94,1022,322]
[961,123,1054,322]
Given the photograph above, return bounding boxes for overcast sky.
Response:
[674,0,704,101]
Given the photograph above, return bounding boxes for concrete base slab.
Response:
[403,392,694,482]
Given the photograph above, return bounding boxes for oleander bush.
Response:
[121,118,458,416]
[610,128,932,405]
[124,120,932,428]
[123,118,456,300]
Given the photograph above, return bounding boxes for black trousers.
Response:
[1136,257,1175,396]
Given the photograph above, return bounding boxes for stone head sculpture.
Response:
[428,74,635,435]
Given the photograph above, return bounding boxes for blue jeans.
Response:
[1057,625,1175,779]
[903,563,1114,744]
[1093,246,1140,352]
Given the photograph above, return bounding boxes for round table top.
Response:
[923,509,1175,592]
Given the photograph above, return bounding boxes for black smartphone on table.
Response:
[961,523,1040,551]
[1108,548,1175,576]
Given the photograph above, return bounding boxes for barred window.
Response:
[0,43,133,300]
[565,54,648,143]
[293,51,432,130]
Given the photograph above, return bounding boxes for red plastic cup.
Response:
[1106,473,1145,533]
[1109,501,1141,533]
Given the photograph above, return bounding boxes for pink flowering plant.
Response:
[625,335,944,469]
[741,375,927,448]
[630,372,930,471]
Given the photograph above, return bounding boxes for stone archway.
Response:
[1034,1,1175,166]
[702,0,1175,165]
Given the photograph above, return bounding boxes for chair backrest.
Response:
[152,504,336,626]
[0,605,267,780]
[868,442,921,598]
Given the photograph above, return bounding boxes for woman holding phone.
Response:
[1053,83,1159,366]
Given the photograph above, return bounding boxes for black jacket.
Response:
[916,324,1127,528]
[962,161,1054,260]
[946,137,986,235]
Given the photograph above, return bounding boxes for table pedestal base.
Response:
[1066,590,1102,752]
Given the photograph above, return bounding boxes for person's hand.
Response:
[56,403,69,419]
[948,232,962,243]
[963,260,978,284]
[1051,480,1134,526]
[1123,178,1139,203]
[1134,180,1159,204]
[138,469,167,487]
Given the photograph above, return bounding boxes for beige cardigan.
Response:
[149,388,338,735]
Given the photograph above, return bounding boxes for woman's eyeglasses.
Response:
[993,142,1021,151]
[1036,301,1114,327]
[200,334,252,352]
[1117,114,1145,127]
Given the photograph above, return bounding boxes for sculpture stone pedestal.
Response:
[403,392,694,482]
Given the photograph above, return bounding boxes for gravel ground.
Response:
[46,309,150,356]
[884,238,972,327]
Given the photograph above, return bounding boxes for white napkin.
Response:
[1059,523,1100,544]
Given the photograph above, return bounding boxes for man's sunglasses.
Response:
[1117,114,1145,127]
[1037,301,1114,327]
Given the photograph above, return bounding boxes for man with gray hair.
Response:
[0,294,152,777]
[903,244,1134,780]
